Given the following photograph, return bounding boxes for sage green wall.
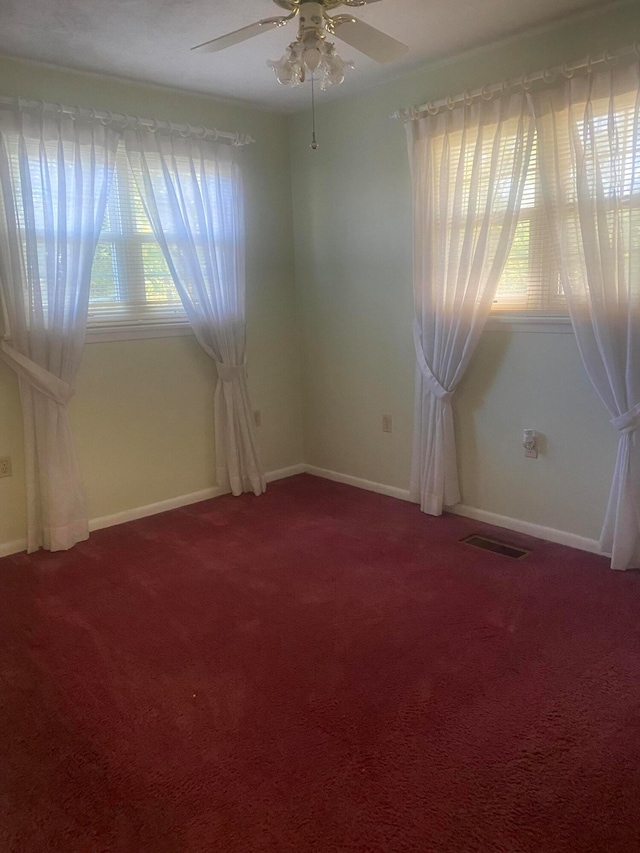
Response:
[290,1,640,541]
[0,56,304,548]
[2,2,639,552]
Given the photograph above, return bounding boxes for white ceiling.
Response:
[0,0,617,111]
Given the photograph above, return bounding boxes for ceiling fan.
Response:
[191,0,409,88]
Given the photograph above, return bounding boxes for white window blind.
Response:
[426,114,560,316]
[6,134,238,332]
[493,91,640,314]
[492,141,565,313]
[89,146,186,327]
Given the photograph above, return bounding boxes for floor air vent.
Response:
[461,534,530,560]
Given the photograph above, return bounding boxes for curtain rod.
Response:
[393,42,639,121]
[0,96,255,146]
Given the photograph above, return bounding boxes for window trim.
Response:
[486,312,573,333]
[85,320,193,344]
[87,145,188,331]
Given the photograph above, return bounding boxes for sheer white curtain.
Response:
[532,61,640,570]
[124,128,265,496]
[406,95,534,514]
[0,104,119,551]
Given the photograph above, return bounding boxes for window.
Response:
[492,141,565,315]
[5,135,187,333]
[425,115,565,321]
[5,131,238,338]
[89,147,186,328]
[492,91,640,316]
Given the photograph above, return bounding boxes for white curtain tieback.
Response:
[215,361,246,383]
[0,341,74,405]
[413,319,454,403]
[611,403,640,436]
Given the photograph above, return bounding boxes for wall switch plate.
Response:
[0,456,12,478]
[382,414,393,434]
[253,410,261,428]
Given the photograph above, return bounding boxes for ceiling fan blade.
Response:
[191,17,291,53]
[333,17,408,63]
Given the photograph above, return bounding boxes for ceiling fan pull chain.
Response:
[311,73,319,150]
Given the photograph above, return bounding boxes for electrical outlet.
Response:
[253,410,262,428]
[523,429,538,459]
[382,414,393,434]
[0,456,12,478]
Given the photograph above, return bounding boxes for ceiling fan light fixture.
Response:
[267,42,305,86]
[268,37,354,90]
[304,47,323,72]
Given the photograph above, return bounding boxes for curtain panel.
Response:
[123,128,265,496]
[0,105,119,551]
[532,61,640,570]
[406,94,534,515]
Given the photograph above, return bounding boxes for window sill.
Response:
[85,321,193,343]
[486,313,573,333]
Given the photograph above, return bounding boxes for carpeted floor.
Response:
[1,474,640,852]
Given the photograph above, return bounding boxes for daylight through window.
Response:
[89,147,185,327]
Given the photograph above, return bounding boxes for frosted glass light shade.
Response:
[268,39,354,90]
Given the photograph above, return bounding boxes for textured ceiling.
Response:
[0,0,619,111]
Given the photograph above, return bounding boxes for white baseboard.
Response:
[90,463,307,533]
[304,465,412,503]
[0,461,604,560]
[303,465,604,557]
[0,463,307,559]
[448,503,603,556]
[89,486,228,533]
[266,463,306,483]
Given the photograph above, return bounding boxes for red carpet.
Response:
[1,474,640,852]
